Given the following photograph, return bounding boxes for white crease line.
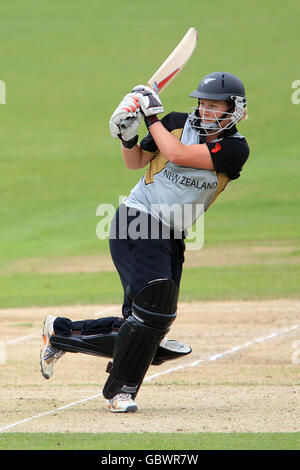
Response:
[145,324,299,381]
[0,323,298,433]
[1,307,121,347]
[0,394,102,432]
[6,332,41,345]
[93,306,120,317]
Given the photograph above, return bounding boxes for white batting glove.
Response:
[119,111,142,141]
[132,85,164,117]
[109,94,142,140]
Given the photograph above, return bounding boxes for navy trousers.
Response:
[109,204,185,319]
[54,204,185,336]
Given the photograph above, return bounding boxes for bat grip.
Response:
[120,117,135,129]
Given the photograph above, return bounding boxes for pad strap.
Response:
[50,330,191,365]
[102,279,178,399]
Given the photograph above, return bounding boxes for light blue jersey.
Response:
[124,113,248,232]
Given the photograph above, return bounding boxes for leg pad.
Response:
[102,279,179,399]
[50,330,191,365]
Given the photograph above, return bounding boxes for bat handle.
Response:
[120,117,135,129]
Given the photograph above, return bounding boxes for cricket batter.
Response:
[40,72,250,413]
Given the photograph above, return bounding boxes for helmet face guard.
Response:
[189,72,247,136]
[189,96,246,136]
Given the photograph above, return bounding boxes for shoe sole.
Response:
[108,404,138,413]
[40,315,54,380]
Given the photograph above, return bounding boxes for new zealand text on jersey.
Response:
[163,168,218,190]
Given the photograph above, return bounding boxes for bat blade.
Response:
[120,27,198,130]
[147,27,198,94]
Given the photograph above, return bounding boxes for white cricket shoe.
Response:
[40,315,64,379]
[108,393,138,413]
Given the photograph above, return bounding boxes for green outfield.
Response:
[1,432,299,451]
[1,263,300,308]
[0,0,299,451]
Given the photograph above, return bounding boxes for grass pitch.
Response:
[1,432,299,450]
[0,0,299,452]
[1,0,299,270]
[1,263,300,308]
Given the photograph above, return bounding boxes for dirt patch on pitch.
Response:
[0,299,299,434]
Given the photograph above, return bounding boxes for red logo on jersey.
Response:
[211,142,221,153]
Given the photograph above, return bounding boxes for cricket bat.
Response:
[120,27,198,128]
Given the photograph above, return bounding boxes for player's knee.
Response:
[132,278,178,329]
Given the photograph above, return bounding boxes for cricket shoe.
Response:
[40,315,64,379]
[108,393,138,413]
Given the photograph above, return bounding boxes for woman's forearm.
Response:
[149,121,184,161]
[121,144,153,169]
[149,120,213,169]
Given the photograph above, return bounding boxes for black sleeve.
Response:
[206,137,250,180]
[139,131,159,154]
[140,111,188,153]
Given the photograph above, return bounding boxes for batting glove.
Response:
[109,94,142,142]
[132,85,164,117]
